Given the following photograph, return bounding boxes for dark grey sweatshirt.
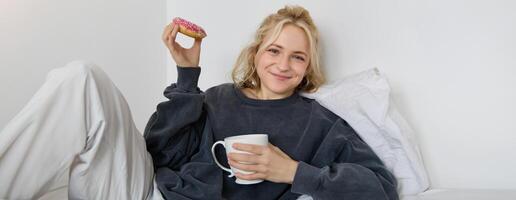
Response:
[144,66,399,200]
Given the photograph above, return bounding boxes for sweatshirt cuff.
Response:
[176,66,201,92]
[291,161,320,196]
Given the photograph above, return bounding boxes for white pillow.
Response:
[301,68,430,196]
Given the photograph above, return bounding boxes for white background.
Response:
[0,0,167,132]
[167,0,516,190]
[1,0,515,191]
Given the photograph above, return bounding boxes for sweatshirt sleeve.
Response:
[290,119,399,200]
[143,66,205,170]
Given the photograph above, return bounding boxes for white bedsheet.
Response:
[39,187,516,200]
[402,189,516,200]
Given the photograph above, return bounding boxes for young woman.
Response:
[145,5,398,200]
[0,5,397,200]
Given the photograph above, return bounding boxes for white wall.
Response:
[168,0,516,189]
[0,0,167,132]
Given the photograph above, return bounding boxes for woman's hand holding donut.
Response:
[162,22,202,68]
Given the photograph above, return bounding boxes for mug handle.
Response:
[211,141,234,177]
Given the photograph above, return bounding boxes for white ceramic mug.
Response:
[211,134,268,184]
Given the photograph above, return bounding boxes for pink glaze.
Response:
[172,17,206,35]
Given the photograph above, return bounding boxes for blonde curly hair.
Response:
[231,5,325,93]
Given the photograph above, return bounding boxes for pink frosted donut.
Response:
[172,17,207,39]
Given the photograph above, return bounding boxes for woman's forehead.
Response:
[266,24,309,54]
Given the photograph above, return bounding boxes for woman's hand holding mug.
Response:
[211,134,299,185]
[228,143,299,184]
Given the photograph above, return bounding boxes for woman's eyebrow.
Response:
[270,44,284,49]
[270,44,308,56]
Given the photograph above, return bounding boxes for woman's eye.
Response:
[267,48,280,54]
[293,55,305,61]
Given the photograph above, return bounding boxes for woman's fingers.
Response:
[162,21,203,67]
[167,24,184,54]
[232,143,265,155]
[228,153,261,164]
[234,172,265,181]
[168,23,202,51]
[192,38,202,50]
[163,21,202,50]
[170,23,179,43]
[228,159,266,173]
[162,24,171,41]
[228,143,297,184]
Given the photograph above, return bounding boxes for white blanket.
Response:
[0,61,162,200]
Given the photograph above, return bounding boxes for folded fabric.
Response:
[301,68,430,195]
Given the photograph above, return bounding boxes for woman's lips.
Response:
[270,72,291,81]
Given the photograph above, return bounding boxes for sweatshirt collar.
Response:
[232,85,301,106]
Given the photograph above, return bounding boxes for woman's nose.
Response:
[276,55,290,71]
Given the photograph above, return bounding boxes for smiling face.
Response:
[253,24,310,99]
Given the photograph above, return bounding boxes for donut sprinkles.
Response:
[172,17,207,39]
